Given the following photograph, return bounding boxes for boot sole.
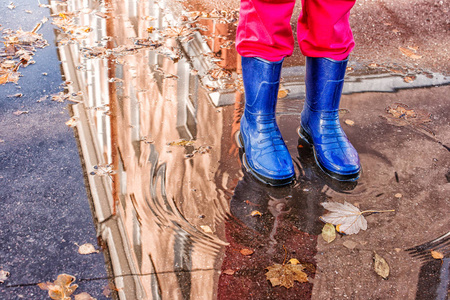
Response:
[235,131,295,186]
[297,126,360,182]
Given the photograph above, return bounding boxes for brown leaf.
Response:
[240,249,254,256]
[38,274,78,300]
[373,252,389,279]
[431,250,444,260]
[222,269,235,275]
[265,263,308,288]
[321,223,336,243]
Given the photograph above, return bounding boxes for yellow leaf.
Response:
[240,249,254,256]
[277,88,289,99]
[321,223,336,243]
[265,263,308,288]
[373,252,389,279]
[344,119,355,126]
[250,210,262,217]
[431,250,444,260]
[288,258,300,265]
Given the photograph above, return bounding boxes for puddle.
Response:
[47,0,449,298]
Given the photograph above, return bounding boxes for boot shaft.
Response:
[242,57,283,115]
[304,57,348,111]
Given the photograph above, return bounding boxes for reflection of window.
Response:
[127,0,138,30]
[176,60,198,140]
[129,85,141,157]
[118,151,127,212]
[130,194,142,269]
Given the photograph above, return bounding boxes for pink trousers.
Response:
[236,0,356,61]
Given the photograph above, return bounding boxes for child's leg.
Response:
[297,0,356,60]
[236,0,296,62]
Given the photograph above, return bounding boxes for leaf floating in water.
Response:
[240,249,254,256]
[373,252,389,279]
[321,223,336,243]
[278,88,289,99]
[320,201,394,235]
[38,274,78,300]
[344,119,355,126]
[431,250,444,260]
[398,46,422,60]
[167,139,195,147]
[250,210,262,217]
[200,225,213,233]
[265,262,308,288]
[160,26,195,38]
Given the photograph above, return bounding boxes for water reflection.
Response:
[51,0,449,298]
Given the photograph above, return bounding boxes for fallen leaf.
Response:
[394,248,402,253]
[343,240,358,250]
[167,140,195,147]
[76,243,99,255]
[288,258,300,265]
[8,2,16,9]
[0,270,10,283]
[344,119,355,126]
[373,252,389,279]
[320,202,394,235]
[65,117,78,128]
[240,249,254,256]
[200,225,213,233]
[398,47,422,60]
[394,193,402,199]
[431,250,444,260]
[250,210,262,217]
[278,88,289,99]
[38,274,78,300]
[13,110,29,115]
[7,93,23,98]
[74,292,96,300]
[265,263,308,288]
[321,223,336,243]
[403,76,416,83]
[222,269,235,275]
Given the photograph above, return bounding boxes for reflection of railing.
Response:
[279,65,450,100]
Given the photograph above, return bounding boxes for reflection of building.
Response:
[53,0,241,298]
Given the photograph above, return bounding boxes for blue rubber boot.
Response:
[299,57,361,181]
[237,57,295,186]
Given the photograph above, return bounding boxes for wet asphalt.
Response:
[0,1,109,299]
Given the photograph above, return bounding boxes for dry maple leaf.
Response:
[265,262,308,288]
[38,274,78,300]
[320,202,394,235]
